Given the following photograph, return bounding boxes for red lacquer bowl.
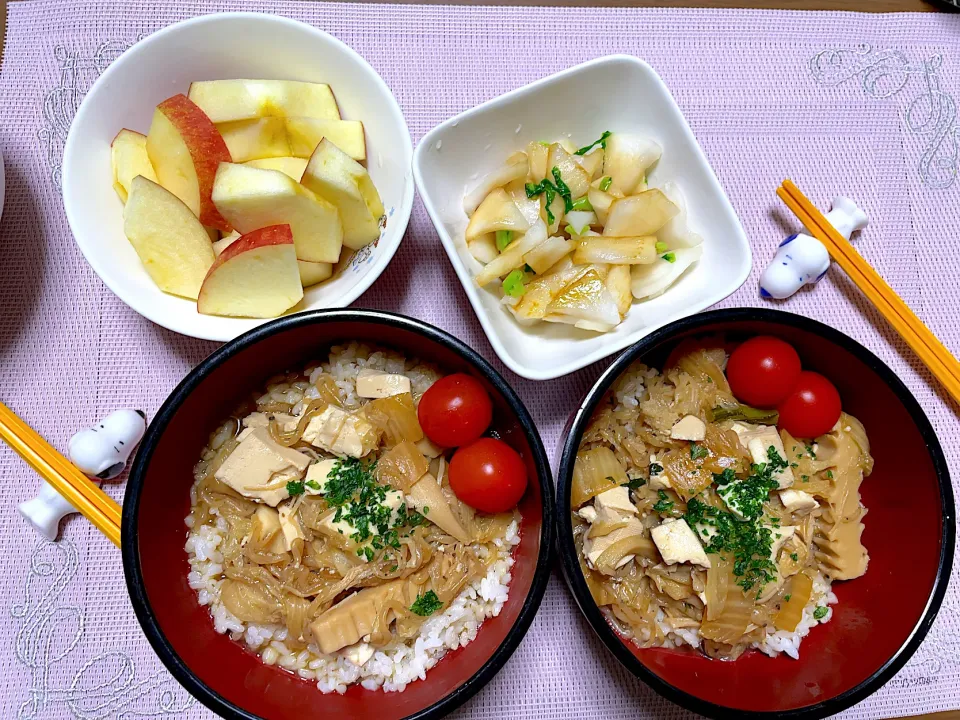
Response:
[556,308,954,719]
[122,309,553,720]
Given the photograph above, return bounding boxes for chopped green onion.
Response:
[661,252,677,263]
[813,606,828,620]
[551,167,574,212]
[570,197,593,212]
[502,269,527,298]
[599,176,613,192]
[305,479,322,491]
[537,140,551,147]
[655,241,667,254]
[574,131,612,156]
[790,552,799,561]
[784,594,792,602]
[495,230,513,252]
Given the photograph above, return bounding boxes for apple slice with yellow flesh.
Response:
[187,80,340,123]
[111,130,157,203]
[122,176,216,299]
[298,260,334,287]
[146,94,233,232]
[243,156,308,181]
[216,117,366,162]
[212,230,241,256]
[285,118,365,161]
[198,224,303,318]
[301,139,384,249]
[212,162,343,263]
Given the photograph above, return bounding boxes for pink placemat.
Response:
[1,1,959,718]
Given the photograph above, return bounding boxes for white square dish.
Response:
[413,55,752,380]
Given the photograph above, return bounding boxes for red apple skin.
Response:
[205,224,294,276]
[156,94,233,232]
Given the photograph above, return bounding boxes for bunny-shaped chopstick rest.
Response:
[760,196,868,300]
[18,409,146,540]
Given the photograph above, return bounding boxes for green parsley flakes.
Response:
[286,480,305,496]
[652,490,674,513]
[690,444,709,461]
[410,590,443,617]
[790,552,799,561]
[813,606,828,620]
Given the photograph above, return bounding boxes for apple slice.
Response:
[111,130,157,203]
[216,117,366,162]
[188,80,340,123]
[122,176,216,299]
[198,224,303,318]
[243,156,308,181]
[285,118,366,161]
[212,162,343,263]
[212,230,241,256]
[301,139,384,249]
[146,94,233,232]
[298,260,334,287]
[216,118,290,163]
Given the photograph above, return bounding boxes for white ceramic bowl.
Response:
[414,55,751,381]
[63,13,413,342]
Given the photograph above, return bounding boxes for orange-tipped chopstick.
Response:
[0,402,121,547]
[777,180,960,406]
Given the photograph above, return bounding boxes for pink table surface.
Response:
[1,1,959,718]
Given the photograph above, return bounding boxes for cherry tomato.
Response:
[777,371,842,438]
[726,336,802,408]
[449,438,528,513]
[417,373,493,447]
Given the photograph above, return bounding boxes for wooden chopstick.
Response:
[0,402,121,547]
[777,181,960,406]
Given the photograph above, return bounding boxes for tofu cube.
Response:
[732,424,795,488]
[341,641,375,667]
[647,454,671,491]
[594,486,638,516]
[356,368,412,399]
[214,428,310,506]
[650,518,711,568]
[302,406,378,458]
[331,414,379,458]
[670,415,706,442]
[577,506,598,523]
[305,458,338,494]
[302,406,347,449]
[780,488,819,515]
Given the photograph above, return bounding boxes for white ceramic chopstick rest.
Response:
[760,196,868,300]
[17,409,146,540]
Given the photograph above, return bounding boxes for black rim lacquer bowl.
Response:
[122,309,554,720]
[556,308,954,719]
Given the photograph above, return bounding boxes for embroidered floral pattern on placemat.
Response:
[811,45,959,190]
[12,541,194,719]
[38,40,134,188]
